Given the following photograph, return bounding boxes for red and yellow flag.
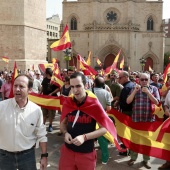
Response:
[9,62,18,98]
[96,57,102,67]
[50,24,71,51]
[27,92,170,161]
[38,63,57,74]
[149,66,153,72]
[28,93,65,111]
[163,63,170,83]
[52,58,58,64]
[119,57,124,69]
[50,64,64,88]
[77,54,97,76]
[86,51,91,66]
[2,56,9,63]
[108,109,170,161]
[105,50,121,75]
[128,65,131,71]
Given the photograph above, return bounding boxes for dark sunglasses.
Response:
[140,78,148,81]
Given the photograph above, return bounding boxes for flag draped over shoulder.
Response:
[9,62,18,98]
[2,56,9,63]
[86,51,91,66]
[163,63,170,83]
[27,93,170,161]
[105,50,121,75]
[50,64,64,88]
[77,54,97,76]
[50,24,71,51]
[61,90,124,152]
[108,109,170,161]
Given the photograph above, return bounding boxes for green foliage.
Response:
[64,56,71,61]
[164,52,170,67]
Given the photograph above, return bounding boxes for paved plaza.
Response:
[35,113,165,170]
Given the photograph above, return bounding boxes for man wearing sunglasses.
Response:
[126,73,160,169]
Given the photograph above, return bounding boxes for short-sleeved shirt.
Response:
[92,87,111,110]
[41,77,59,96]
[1,82,12,98]
[110,82,123,98]
[119,81,135,112]
[65,110,96,153]
[150,82,162,89]
[131,85,160,122]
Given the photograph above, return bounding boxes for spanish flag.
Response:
[28,93,65,111]
[52,58,59,64]
[105,50,121,75]
[50,64,64,88]
[9,61,18,98]
[96,57,102,67]
[108,109,170,161]
[61,90,123,152]
[38,63,57,74]
[26,93,170,161]
[149,66,153,72]
[50,24,71,51]
[163,63,170,83]
[119,57,124,69]
[86,51,91,66]
[77,54,97,76]
[2,56,9,63]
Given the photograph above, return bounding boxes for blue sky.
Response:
[46,0,170,19]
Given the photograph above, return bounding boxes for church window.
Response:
[147,16,154,31]
[50,32,52,36]
[47,31,49,36]
[71,17,77,30]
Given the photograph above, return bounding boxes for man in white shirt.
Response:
[28,71,41,93]
[0,74,48,170]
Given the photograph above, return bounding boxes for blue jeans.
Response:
[0,148,37,170]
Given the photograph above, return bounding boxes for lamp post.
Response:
[139,57,146,72]
[63,48,72,71]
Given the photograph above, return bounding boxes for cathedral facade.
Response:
[58,0,164,72]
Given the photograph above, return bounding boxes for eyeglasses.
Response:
[140,78,148,81]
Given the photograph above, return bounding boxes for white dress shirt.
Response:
[0,98,47,152]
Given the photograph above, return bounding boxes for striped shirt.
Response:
[131,85,160,122]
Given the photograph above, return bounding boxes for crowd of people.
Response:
[0,66,170,170]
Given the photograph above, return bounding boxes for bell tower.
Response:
[0,0,46,70]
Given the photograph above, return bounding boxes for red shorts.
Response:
[59,144,97,170]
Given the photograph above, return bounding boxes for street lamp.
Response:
[63,48,72,71]
[139,57,146,72]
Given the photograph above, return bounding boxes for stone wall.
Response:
[0,0,46,71]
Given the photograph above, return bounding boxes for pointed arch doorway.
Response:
[144,57,153,71]
[104,53,116,69]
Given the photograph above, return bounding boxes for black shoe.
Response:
[119,143,127,156]
[143,161,151,169]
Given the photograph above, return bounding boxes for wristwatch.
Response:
[41,153,48,158]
